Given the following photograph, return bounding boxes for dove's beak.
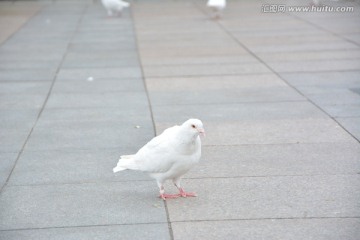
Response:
[198,128,206,137]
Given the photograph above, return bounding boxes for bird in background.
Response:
[101,0,130,17]
[113,119,205,200]
[311,0,320,6]
[207,0,226,19]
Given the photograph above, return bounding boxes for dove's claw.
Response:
[159,193,180,200]
[179,188,197,198]
[180,192,197,197]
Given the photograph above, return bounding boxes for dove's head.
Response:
[182,119,205,137]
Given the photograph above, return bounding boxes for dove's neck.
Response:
[176,127,199,145]
[175,133,200,155]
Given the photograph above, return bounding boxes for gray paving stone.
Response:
[56,67,142,80]
[141,55,258,66]
[171,218,360,240]
[145,76,303,106]
[296,87,360,105]
[146,74,288,91]
[68,41,136,52]
[0,129,29,152]
[136,24,223,36]
[0,43,66,53]
[0,94,45,110]
[8,149,151,186]
[280,71,360,87]
[336,117,360,141]
[230,27,324,38]
[351,88,360,95]
[51,79,144,93]
[0,82,51,94]
[0,1,14,6]
[139,38,239,49]
[0,69,55,81]
[345,33,360,45]
[0,60,59,70]
[0,152,18,189]
[322,104,360,118]
[137,32,228,42]
[136,32,233,43]
[0,109,39,129]
[140,46,248,58]
[247,41,359,53]
[71,34,135,44]
[45,92,148,108]
[63,51,138,64]
[68,42,137,52]
[0,3,41,47]
[38,107,151,123]
[0,43,68,52]
[70,37,135,45]
[258,49,360,62]
[9,31,74,42]
[278,72,360,117]
[143,63,271,77]
[302,19,359,35]
[78,24,131,30]
[0,51,64,61]
[238,33,342,46]
[24,120,154,151]
[0,223,171,240]
[0,181,167,230]
[78,23,133,32]
[62,59,140,68]
[156,119,356,145]
[268,59,360,73]
[151,101,328,123]
[166,175,360,221]
[149,87,305,106]
[188,143,360,178]
[47,1,91,6]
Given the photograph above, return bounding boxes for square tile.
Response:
[0,181,167,230]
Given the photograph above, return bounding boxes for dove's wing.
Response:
[207,0,226,8]
[102,0,128,10]
[133,125,180,173]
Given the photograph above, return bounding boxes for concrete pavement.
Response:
[0,0,360,239]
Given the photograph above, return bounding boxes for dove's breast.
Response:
[164,141,201,180]
[142,134,202,181]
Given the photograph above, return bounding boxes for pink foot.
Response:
[179,188,197,198]
[159,193,180,200]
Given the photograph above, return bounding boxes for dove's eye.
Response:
[191,124,196,128]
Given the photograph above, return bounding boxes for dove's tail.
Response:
[113,155,136,173]
[122,1,130,7]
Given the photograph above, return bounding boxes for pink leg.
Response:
[159,193,180,200]
[179,188,197,198]
[158,184,180,200]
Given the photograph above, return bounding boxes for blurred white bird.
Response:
[311,0,321,6]
[113,119,205,200]
[101,0,130,17]
[207,0,226,19]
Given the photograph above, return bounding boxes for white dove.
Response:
[101,0,130,17]
[311,0,321,6]
[207,0,226,19]
[113,119,205,200]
